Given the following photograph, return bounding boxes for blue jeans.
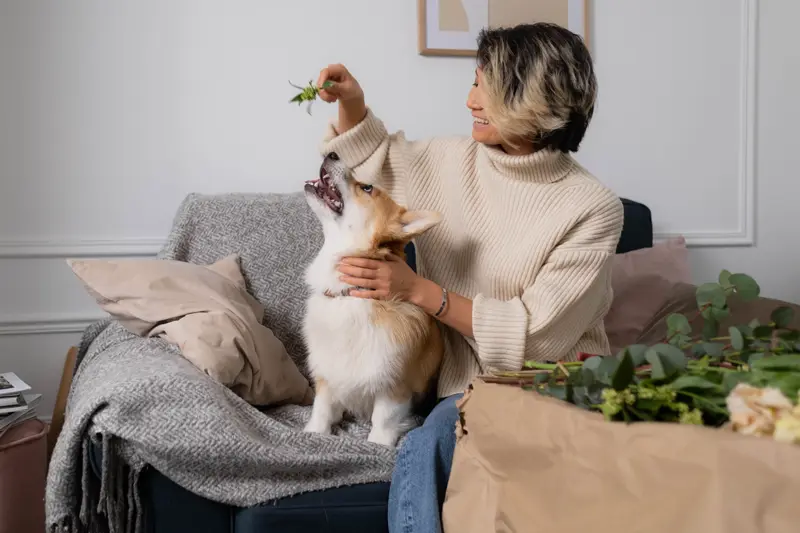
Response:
[388,393,463,533]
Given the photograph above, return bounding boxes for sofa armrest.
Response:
[48,346,78,460]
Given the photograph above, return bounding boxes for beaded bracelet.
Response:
[434,287,449,317]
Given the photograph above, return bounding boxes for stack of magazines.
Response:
[0,372,43,440]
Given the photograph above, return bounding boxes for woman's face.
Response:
[466,68,534,155]
[466,68,502,146]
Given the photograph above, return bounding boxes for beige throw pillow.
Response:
[68,254,313,407]
[604,237,693,353]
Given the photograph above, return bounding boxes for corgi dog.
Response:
[302,152,444,447]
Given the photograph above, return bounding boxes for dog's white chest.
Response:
[303,296,400,399]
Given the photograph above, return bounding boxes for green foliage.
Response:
[288,80,335,115]
[518,270,800,427]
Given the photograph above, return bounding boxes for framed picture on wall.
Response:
[417,0,589,57]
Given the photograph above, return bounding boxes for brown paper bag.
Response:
[443,379,800,533]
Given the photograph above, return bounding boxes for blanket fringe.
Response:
[51,434,143,533]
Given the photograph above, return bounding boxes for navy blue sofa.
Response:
[86,198,653,533]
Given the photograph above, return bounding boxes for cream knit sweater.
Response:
[322,109,624,398]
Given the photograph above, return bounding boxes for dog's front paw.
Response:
[367,427,399,447]
[304,420,331,435]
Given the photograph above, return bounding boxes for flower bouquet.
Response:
[486,270,800,444]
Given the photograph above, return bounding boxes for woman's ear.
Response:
[397,210,442,240]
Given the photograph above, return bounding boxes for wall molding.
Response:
[0,237,164,258]
[0,313,105,336]
[654,0,757,247]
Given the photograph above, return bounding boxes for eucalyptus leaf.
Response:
[580,368,596,387]
[729,273,760,301]
[702,318,720,341]
[674,334,693,348]
[771,306,795,329]
[711,306,731,320]
[596,356,620,385]
[691,343,708,357]
[582,356,604,372]
[667,313,692,336]
[752,325,774,339]
[653,343,688,370]
[729,326,745,351]
[586,383,606,406]
[696,282,727,308]
[545,384,567,401]
[644,349,672,380]
[612,351,635,391]
[702,342,725,357]
[626,344,649,367]
[570,385,593,410]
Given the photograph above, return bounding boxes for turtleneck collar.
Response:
[479,143,575,183]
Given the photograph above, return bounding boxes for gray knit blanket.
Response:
[45,193,406,533]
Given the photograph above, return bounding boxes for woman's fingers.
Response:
[339,275,380,289]
[317,64,362,104]
[337,264,379,280]
[349,288,388,299]
[324,63,350,81]
[317,67,338,102]
[340,257,383,269]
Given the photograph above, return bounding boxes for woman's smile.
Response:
[472,116,490,131]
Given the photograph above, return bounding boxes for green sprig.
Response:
[289,80,334,115]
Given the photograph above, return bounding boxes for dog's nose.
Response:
[328,152,339,161]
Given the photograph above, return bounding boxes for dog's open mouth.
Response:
[305,167,343,215]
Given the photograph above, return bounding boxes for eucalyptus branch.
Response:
[510,269,800,431]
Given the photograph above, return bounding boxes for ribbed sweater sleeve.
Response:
[471,193,624,371]
[320,108,432,207]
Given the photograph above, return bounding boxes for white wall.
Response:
[1,0,797,418]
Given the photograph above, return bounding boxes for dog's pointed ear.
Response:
[397,210,442,240]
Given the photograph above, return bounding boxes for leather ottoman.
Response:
[0,419,48,533]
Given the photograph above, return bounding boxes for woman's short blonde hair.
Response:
[477,23,596,152]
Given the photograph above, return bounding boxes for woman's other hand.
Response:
[338,254,474,337]
[317,63,364,104]
[337,254,421,302]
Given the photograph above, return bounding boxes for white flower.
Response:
[726,383,794,437]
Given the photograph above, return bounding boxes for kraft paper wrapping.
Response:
[443,379,800,533]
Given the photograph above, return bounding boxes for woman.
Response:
[318,22,623,533]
